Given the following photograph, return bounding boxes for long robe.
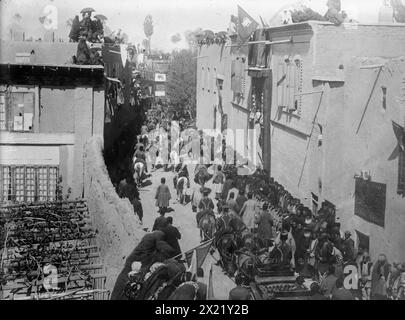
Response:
[240,199,258,230]
[110,231,165,300]
[155,184,171,208]
[257,210,273,243]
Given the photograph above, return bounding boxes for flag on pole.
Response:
[237,5,259,47]
[187,250,198,279]
[389,121,405,161]
[119,44,128,67]
[206,263,215,300]
[183,239,213,271]
[393,121,405,152]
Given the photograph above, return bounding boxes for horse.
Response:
[133,161,145,187]
[235,249,256,285]
[198,212,216,242]
[215,233,239,276]
[176,176,189,204]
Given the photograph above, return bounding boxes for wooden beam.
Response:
[226,38,292,48]
[0,132,75,146]
[360,64,385,69]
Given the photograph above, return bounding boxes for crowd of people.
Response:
[110,109,405,300]
[192,159,405,300]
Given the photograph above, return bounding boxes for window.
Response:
[231,57,246,99]
[0,92,6,130]
[0,165,59,203]
[277,58,303,116]
[217,79,224,91]
[0,88,35,132]
[207,67,211,93]
[354,178,386,228]
[201,66,205,91]
[381,86,387,111]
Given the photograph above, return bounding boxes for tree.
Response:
[184,27,203,52]
[171,33,182,44]
[166,49,197,120]
[144,15,154,54]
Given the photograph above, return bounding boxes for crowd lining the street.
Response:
[109,110,405,301]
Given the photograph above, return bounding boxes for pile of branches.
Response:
[0,201,108,300]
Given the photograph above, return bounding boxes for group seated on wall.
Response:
[196,30,229,46]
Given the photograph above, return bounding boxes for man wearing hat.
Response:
[198,187,215,212]
[79,8,94,41]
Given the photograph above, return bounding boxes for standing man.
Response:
[212,165,225,200]
[155,177,171,212]
[162,217,182,257]
[226,192,240,216]
[153,208,168,232]
[342,231,355,263]
[371,253,391,300]
[191,184,203,213]
[235,190,248,213]
[256,203,274,248]
[226,182,240,202]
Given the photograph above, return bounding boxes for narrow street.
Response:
[139,167,236,300]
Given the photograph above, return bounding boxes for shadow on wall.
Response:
[83,135,146,292]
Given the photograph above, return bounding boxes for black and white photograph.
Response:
[0,0,405,305]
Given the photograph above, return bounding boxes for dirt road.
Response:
[139,167,236,300]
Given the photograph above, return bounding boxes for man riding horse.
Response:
[196,188,216,242]
[133,145,147,186]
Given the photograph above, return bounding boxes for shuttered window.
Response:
[231,57,246,96]
[277,59,303,116]
[0,92,6,131]
[354,178,386,228]
[398,150,405,196]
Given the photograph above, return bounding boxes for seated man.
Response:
[111,230,166,300]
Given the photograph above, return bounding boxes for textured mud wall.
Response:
[83,136,145,292]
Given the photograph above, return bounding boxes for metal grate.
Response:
[25,167,36,203]
[38,167,49,202]
[0,165,59,203]
[15,167,25,202]
[1,166,12,202]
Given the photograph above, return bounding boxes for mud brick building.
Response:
[0,40,105,202]
[196,21,405,262]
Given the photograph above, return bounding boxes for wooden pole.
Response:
[298,91,324,187]
[356,67,383,134]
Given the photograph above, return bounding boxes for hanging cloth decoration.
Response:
[119,44,128,67]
